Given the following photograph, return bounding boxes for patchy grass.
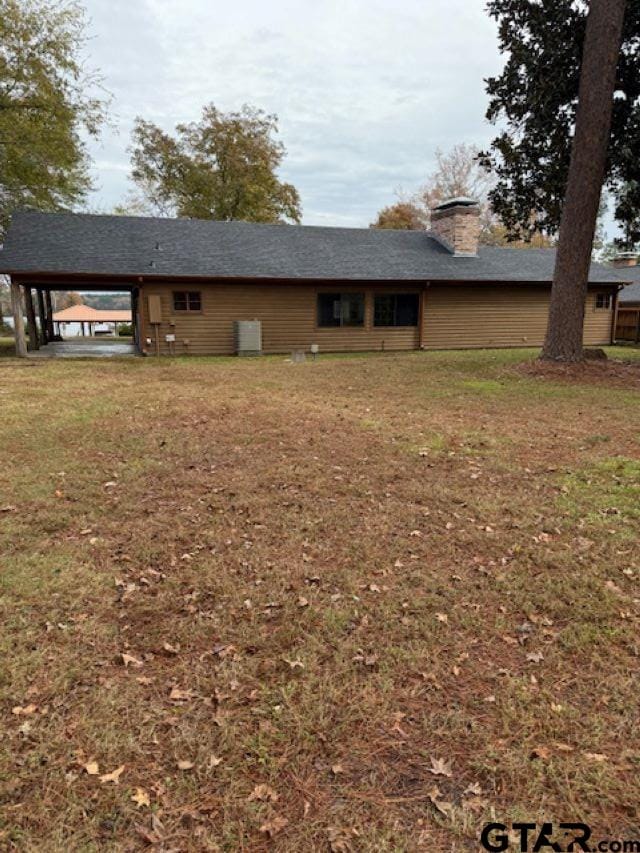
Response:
[1,347,639,851]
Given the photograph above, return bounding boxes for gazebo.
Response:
[52,305,132,337]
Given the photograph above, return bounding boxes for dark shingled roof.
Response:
[614,266,640,304]
[620,282,640,304]
[0,210,624,284]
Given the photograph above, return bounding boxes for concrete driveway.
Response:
[29,339,138,358]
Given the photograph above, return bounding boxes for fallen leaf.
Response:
[298,596,309,608]
[259,814,288,837]
[584,752,607,763]
[209,755,223,768]
[151,813,165,835]
[84,760,100,776]
[11,704,37,716]
[212,643,236,658]
[428,757,452,777]
[162,641,179,655]
[249,783,278,802]
[100,765,125,784]
[464,795,489,813]
[605,580,624,596]
[435,613,448,624]
[526,651,544,663]
[121,653,144,668]
[427,786,453,815]
[530,746,551,761]
[177,760,194,771]
[169,687,192,701]
[131,787,150,808]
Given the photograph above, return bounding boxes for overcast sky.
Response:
[82,0,504,227]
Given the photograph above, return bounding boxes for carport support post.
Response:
[24,286,39,350]
[36,289,47,344]
[9,279,27,357]
[44,291,55,340]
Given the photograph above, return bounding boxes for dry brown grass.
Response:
[1,347,639,851]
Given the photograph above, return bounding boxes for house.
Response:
[0,199,623,357]
[611,255,640,343]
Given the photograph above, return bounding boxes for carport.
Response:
[6,277,141,356]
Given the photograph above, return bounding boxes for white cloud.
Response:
[83,0,503,225]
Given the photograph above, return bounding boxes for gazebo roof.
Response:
[52,305,131,323]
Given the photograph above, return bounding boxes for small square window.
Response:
[595,293,612,310]
[173,291,201,311]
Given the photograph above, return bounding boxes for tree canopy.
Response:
[129,104,301,224]
[371,143,553,246]
[0,0,107,237]
[480,0,640,248]
[370,201,427,230]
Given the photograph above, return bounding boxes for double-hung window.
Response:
[595,292,613,310]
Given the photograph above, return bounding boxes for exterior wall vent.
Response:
[234,320,262,356]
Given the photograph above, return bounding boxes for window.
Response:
[374,293,419,326]
[595,292,613,310]
[317,293,365,327]
[173,291,201,312]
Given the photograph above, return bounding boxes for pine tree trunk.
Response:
[541,0,626,362]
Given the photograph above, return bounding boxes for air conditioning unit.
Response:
[234,320,262,356]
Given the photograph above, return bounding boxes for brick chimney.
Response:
[430,197,481,257]
[611,252,638,268]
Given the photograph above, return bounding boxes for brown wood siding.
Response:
[422,285,614,350]
[138,280,616,356]
[140,283,419,355]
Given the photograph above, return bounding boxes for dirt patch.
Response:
[518,356,640,389]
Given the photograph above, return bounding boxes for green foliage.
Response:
[83,292,130,310]
[480,0,640,246]
[370,201,426,230]
[129,104,301,224]
[0,0,108,237]
[118,323,133,337]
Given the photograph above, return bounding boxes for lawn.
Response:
[1,348,639,851]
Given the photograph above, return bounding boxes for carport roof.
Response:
[0,210,625,284]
